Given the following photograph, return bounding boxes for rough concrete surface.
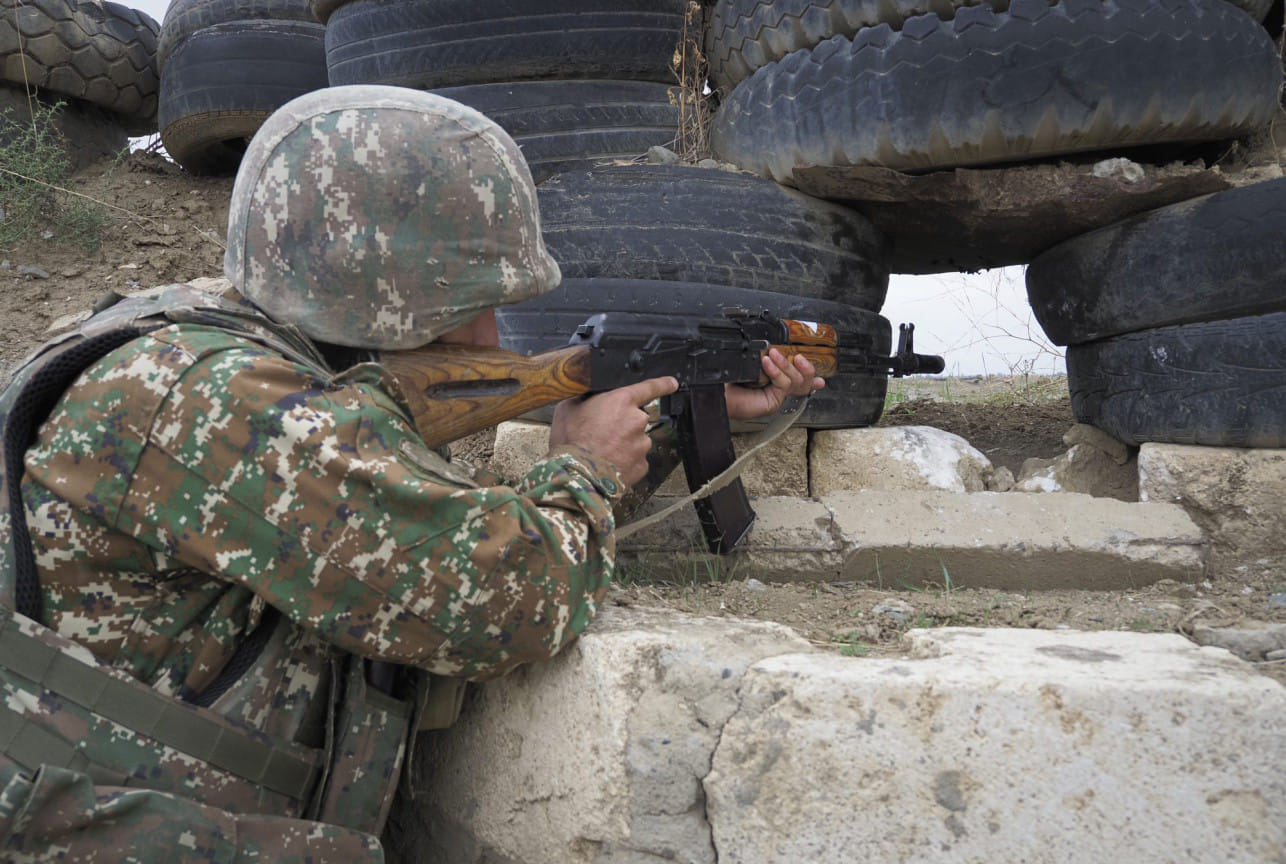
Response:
[383,606,813,864]
[706,628,1286,864]
[1139,443,1286,577]
[829,490,1205,590]
[621,491,1206,590]
[386,613,1285,864]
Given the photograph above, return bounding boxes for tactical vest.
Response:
[0,282,419,833]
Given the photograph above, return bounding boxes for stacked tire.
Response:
[503,164,894,428]
[1026,179,1286,448]
[319,0,902,429]
[0,0,159,166]
[702,0,1283,451]
[158,0,328,174]
[316,0,690,182]
[707,0,1281,182]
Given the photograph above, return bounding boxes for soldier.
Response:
[0,86,821,860]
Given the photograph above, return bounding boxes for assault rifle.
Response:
[380,308,943,553]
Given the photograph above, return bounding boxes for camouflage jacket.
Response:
[0,281,625,860]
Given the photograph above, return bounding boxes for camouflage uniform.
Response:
[1,87,625,861]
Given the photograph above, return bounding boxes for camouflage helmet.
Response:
[224,85,561,349]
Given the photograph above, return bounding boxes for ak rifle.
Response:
[380,308,943,553]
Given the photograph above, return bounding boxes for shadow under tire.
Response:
[1067,312,1286,447]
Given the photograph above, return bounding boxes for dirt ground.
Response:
[3,151,1283,686]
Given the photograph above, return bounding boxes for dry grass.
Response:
[670,1,715,162]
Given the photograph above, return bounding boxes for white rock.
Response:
[811,426,994,494]
[706,628,1286,864]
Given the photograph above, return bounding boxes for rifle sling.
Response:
[615,394,808,544]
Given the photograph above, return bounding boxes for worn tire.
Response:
[0,0,159,133]
[158,0,318,69]
[711,0,1282,181]
[1027,178,1286,346]
[538,165,889,308]
[324,0,689,89]
[705,0,1274,91]
[497,279,892,429]
[158,20,327,174]
[1067,313,1286,447]
[432,81,680,184]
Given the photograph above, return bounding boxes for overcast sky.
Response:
[129,0,1060,377]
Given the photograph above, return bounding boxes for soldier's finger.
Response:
[621,376,679,406]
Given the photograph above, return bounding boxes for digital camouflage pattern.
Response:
[225,84,562,350]
[2,87,624,860]
[22,317,623,686]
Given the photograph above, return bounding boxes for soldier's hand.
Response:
[551,376,679,486]
[725,349,825,421]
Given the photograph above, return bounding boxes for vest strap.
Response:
[0,607,321,800]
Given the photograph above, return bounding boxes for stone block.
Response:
[384,606,813,864]
[810,426,994,494]
[617,496,843,583]
[826,490,1204,590]
[707,628,1286,864]
[1139,443,1286,577]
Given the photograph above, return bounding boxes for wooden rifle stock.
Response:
[378,343,595,449]
[379,341,837,451]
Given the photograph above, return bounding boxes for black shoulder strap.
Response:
[3,329,144,622]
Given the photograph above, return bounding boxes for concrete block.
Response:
[707,628,1286,864]
[826,490,1204,590]
[384,606,813,864]
[1139,443,1286,577]
[617,496,844,582]
[811,426,994,494]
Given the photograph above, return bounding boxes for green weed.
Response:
[0,101,108,252]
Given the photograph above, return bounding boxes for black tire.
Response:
[705,0,1274,91]
[1027,178,1286,346]
[497,279,892,429]
[0,0,159,133]
[1067,313,1286,447]
[158,20,328,175]
[431,81,680,184]
[324,0,690,89]
[158,0,318,69]
[710,0,1282,181]
[537,165,889,308]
